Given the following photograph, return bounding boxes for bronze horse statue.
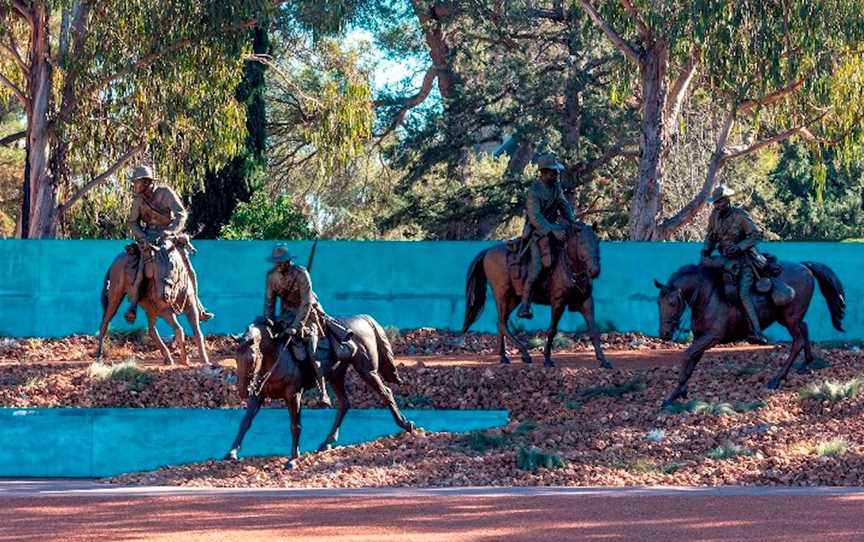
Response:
[463,222,610,368]
[656,260,845,407]
[227,314,416,468]
[96,240,210,366]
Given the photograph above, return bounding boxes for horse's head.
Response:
[654,278,686,341]
[566,221,601,279]
[233,323,264,400]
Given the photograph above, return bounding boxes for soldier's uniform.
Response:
[264,245,356,407]
[518,154,576,319]
[701,185,768,344]
[126,165,213,323]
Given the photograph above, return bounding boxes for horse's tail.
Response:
[463,248,489,333]
[803,261,846,332]
[101,266,112,312]
[364,315,403,385]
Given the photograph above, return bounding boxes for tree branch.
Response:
[11,0,32,22]
[658,109,736,238]
[57,143,146,217]
[372,67,437,139]
[721,115,825,163]
[738,78,805,114]
[0,130,25,147]
[0,34,28,77]
[576,0,640,65]
[665,46,700,128]
[619,0,652,42]
[0,70,27,107]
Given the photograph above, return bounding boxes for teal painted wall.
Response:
[0,240,859,341]
[0,407,508,477]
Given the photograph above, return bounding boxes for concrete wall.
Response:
[0,240,859,341]
[0,407,508,477]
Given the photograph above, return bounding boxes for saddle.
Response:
[257,315,356,365]
[702,252,794,306]
[125,237,190,310]
[505,236,560,296]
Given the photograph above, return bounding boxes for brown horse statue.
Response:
[656,260,845,407]
[463,222,611,368]
[96,240,210,366]
[227,314,416,468]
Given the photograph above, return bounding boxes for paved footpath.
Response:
[3,481,864,542]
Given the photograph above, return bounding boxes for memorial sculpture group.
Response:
[94,160,846,468]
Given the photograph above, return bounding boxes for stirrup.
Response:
[124,306,138,324]
[517,303,533,319]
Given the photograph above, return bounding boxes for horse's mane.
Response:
[668,264,703,286]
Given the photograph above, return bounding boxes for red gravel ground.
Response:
[4,489,864,541]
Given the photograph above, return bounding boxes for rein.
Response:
[248,334,293,398]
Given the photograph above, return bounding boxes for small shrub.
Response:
[579,376,646,400]
[799,377,864,402]
[706,441,752,460]
[625,458,658,474]
[383,326,402,344]
[733,400,765,413]
[801,357,831,371]
[88,359,152,392]
[527,336,545,349]
[456,431,508,453]
[108,328,148,344]
[23,375,44,389]
[551,335,574,350]
[660,461,685,474]
[645,429,666,443]
[396,394,435,409]
[816,438,848,458]
[516,446,567,472]
[663,399,764,416]
[514,421,538,435]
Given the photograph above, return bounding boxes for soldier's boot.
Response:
[180,250,214,321]
[518,266,541,319]
[313,360,332,407]
[741,295,769,345]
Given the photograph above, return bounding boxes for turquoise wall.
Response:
[0,407,508,477]
[0,240,859,341]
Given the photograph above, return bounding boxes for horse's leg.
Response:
[543,303,566,368]
[662,334,718,407]
[797,321,815,374]
[147,311,174,366]
[285,390,303,469]
[96,281,125,362]
[494,291,513,365]
[164,312,188,366]
[186,305,211,367]
[580,295,612,369]
[500,294,532,364]
[359,369,416,433]
[318,371,349,452]
[767,322,805,390]
[225,394,262,460]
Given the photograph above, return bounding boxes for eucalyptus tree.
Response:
[0,0,270,237]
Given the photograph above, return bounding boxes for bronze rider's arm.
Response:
[289,267,314,332]
[526,189,561,236]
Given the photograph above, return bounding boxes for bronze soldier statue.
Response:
[518,153,577,319]
[263,245,357,407]
[125,165,213,324]
[701,185,769,345]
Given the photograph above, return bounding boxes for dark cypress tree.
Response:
[187,26,270,238]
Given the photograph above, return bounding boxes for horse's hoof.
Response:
[499,356,511,365]
[317,443,333,453]
[599,360,613,370]
[406,421,418,434]
[284,459,299,470]
[543,358,555,368]
[225,450,238,461]
[766,378,781,390]
[797,365,812,375]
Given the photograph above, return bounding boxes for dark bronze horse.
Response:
[463,223,610,368]
[227,314,416,468]
[655,261,845,406]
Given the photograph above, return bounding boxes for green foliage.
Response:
[219,191,313,240]
[816,438,849,458]
[799,377,864,402]
[579,376,646,400]
[395,394,434,409]
[663,399,765,416]
[645,429,666,443]
[455,430,508,454]
[516,446,567,472]
[383,326,402,344]
[88,359,152,392]
[706,441,752,461]
[63,185,130,239]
